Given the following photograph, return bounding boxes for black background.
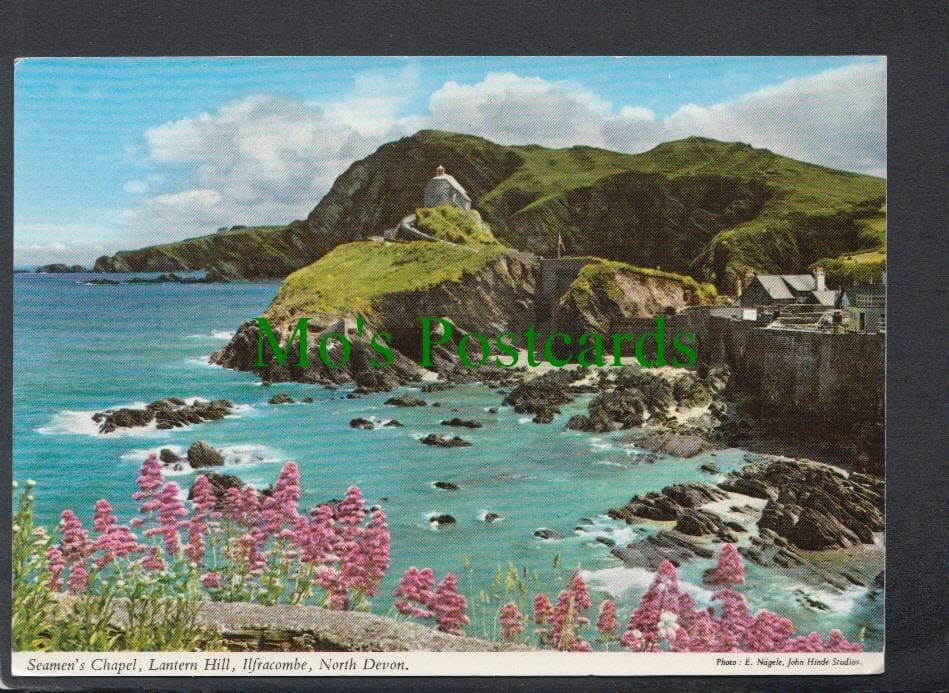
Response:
[1,1,947,690]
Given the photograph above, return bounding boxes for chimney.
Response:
[813,266,826,292]
[436,165,445,176]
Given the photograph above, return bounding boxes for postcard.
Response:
[11,56,885,677]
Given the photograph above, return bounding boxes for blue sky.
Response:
[14,56,886,265]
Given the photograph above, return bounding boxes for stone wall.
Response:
[706,317,885,428]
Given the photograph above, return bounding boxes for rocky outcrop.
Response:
[36,263,90,273]
[419,434,471,448]
[385,395,427,407]
[187,441,225,468]
[721,460,884,551]
[502,369,586,421]
[440,417,482,429]
[91,398,233,433]
[608,483,734,542]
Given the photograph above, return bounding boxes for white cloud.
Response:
[428,72,612,147]
[100,61,884,250]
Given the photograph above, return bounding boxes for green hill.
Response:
[94,130,885,288]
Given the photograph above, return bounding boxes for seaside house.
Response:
[738,268,839,307]
[837,275,886,333]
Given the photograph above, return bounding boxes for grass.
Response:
[560,258,719,309]
[266,239,508,320]
[414,206,497,246]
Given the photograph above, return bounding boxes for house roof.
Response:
[781,274,817,292]
[755,275,795,300]
[810,290,840,307]
[430,173,471,201]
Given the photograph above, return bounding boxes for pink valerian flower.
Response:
[58,510,90,562]
[223,486,260,527]
[92,499,117,533]
[190,475,219,519]
[596,599,618,639]
[550,589,588,650]
[712,589,752,651]
[335,485,366,541]
[298,504,335,565]
[624,559,680,644]
[46,546,66,591]
[359,508,390,596]
[67,562,89,593]
[182,515,207,565]
[683,610,719,652]
[781,631,825,653]
[569,637,593,652]
[315,567,350,611]
[499,602,524,641]
[90,524,144,569]
[569,572,592,610]
[141,546,164,572]
[822,629,862,653]
[707,543,745,586]
[132,454,164,515]
[143,482,188,556]
[745,610,795,652]
[432,573,469,635]
[200,571,222,589]
[253,463,301,542]
[533,592,553,625]
[392,567,436,619]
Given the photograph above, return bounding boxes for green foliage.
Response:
[267,240,507,320]
[414,205,496,245]
[561,258,719,309]
[12,482,56,651]
[811,248,886,287]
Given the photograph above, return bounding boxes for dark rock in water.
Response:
[431,402,441,407]
[533,528,562,540]
[433,481,460,491]
[578,517,595,525]
[188,441,225,468]
[440,417,483,429]
[430,514,456,526]
[268,393,295,404]
[483,512,501,523]
[188,472,246,509]
[674,509,733,539]
[159,448,181,465]
[609,483,726,525]
[85,278,121,285]
[611,530,715,569]
[532,408,556,424]
[631,432,711,458]
[699,463,720,474]
[419,434,471,448]
[323,384,337,391]
[383,419,404,427]
[721,458,884,550]
[724,520,746,533]
[487,407,499,414]
[261,381,272,387]
[503,370,585,415]
[345,392,362,399]
[92,397,233,433]
[574,526,589,533]
[596,536,616,548]
[301,397,315,403]
[349,417,375,430]
[385,395,427,407]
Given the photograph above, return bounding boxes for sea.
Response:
[12,272,883,647]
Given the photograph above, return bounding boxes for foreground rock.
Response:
[92,397,233,433]
[609,483,737,542]
[268,393,296,404]
[349,417,375,430]
[419,434,471,448]
[721,459,884,551]
[187,441,225,468]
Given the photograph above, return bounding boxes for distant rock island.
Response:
[36,263,90,273]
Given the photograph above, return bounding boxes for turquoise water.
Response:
[12,273,882,647]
